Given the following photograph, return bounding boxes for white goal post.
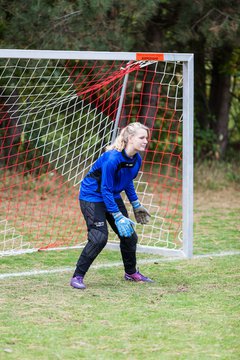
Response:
[0,49,194,258]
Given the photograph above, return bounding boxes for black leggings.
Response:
[73,198,138,277]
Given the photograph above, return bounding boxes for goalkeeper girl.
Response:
[70,122,153,289]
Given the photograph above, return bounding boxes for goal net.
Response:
[0,50,193,257]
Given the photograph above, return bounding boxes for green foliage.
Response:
[0,0,159,51]
[228,51,240,144]
[194,121,218,160]
[0,0,239,159]
[1,0,239,56]
[154,0,240,51]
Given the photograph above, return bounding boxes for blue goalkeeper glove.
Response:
[112,212,135,237]
[131,200,151,225]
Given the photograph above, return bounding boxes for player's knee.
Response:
[86,228,108,258]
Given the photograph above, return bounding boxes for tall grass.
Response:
[194,160,240,191]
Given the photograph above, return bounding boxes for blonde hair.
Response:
[106,122,149,152]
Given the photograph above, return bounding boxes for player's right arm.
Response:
[100,154,119,213]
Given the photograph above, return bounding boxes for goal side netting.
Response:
[0,50,193,257]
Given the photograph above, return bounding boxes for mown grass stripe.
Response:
[0,250,239,279]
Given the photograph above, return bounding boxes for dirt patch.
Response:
[194,188,240,211]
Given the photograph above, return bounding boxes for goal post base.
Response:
[106,242,187,258]
[0,243,188,258]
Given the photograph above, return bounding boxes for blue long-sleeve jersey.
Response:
[79,149,142,213]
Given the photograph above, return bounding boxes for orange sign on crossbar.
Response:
[136,53,164,61]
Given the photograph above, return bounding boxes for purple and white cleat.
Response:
[70,276,86,289]
[124,270,154,283]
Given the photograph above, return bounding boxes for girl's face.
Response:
[129,128,149,152]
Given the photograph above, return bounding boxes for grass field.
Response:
[1,161,240,359]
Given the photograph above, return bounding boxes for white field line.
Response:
[0,250,240,280]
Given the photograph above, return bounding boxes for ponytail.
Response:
[106,122,149,152]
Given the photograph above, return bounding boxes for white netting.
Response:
[0,54,184,256]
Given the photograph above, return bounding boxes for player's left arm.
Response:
[125,181,151,225]
[125,155,151,225]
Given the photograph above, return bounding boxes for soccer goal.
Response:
[0,50,193,258]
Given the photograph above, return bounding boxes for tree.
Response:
[0,0,158,51]
[0,0,239,158]
[144,0,240,158]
